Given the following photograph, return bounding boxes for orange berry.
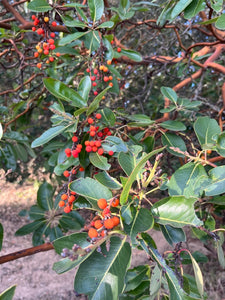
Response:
[102,96,106,100]
[95,141,101,147]
[46,60,50,64]
[37,48,43,53]
[94,220,103,229]
[88,228,98,239]
[95,113,102,119]
[92,146,98,152]
[90,131,96,137]
[56,52,61,57]
[107,60,112,65]
[85,140,90,146]
[111,198,120,207]
[59,200,65,207]
[34,52,39,58]
[99,65,104,71]
[104,218,114,229]
[101,230,106,237]
[48,39,54,45]
[44,17,49,22]
[112,216,120,226]
[103,66,108,72]
[108,75,113,80]
[207,149,212,154]
[109,82,113,87]
[90,141,95,147]
[97,198,107,209]
[36,63,42,69]
[72,136,78,143]
[79,167,85,172]
[68,195,75,203]
[64,206,71,213]
[61,193,68,200]
[49,56,54,62]
[71,191,76,195]
[63,170,70,177]
[77,144,82,149]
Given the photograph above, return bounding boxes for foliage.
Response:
[1,0,225,299]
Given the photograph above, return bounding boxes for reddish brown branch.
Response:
[2,0,28,26]
[0,243,54,265]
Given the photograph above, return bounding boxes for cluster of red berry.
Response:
[88,198,120,239]
[86,61,114,96]
[31,14,60,68]
[59,190,76,213]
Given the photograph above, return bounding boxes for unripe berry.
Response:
[104,218,114,229]
[103,66,108,72]
[46,60,50,64]
[88,228,98,239]
[61,193,68,200]
[97,198,107,209]
[94,220,103,229]
[59,200,65,207]
[63,170,70,177]
[77,144,82,149]
[37,48,43,53]
[99,65,104,71]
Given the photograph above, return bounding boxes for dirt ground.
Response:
[0,179,224,300]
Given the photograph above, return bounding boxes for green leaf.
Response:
[130,208,154,245]
[54,156,79,176]
[29,205,45,220]
[69,177,112,208]
[161,133,186,157]
[88,0,104,21]
[27,0,52,12]
[194,116,221,148]
[187,251,204,297]
[161,120,186,131]
[74,236,131,300]
[204,166,225,196]
[86,86,111,115]
[94,171,122,189]
[0,285,16,300]
[0,223,3,251]
[152,196,203,228]
[31,125,66,148]
[168,162,209,197]
[171,0,193,19]
[99,108,116,126]
[97,21,114,28]
[103,136,128,153]
[119,152,137,176]
[78,76,91,102]
[127,114,154,127]
[43,78,87,108]
[0,123,3,140]
[139,236,196,300]
[124,265,150,292]
[184,0,205,19]
[161,87,177,104]
[62,18,87,28]
[210,0,223,12]
[216,131,225,156]
[59,31,88,46]
[15,220,46,236]
[120,147,165,204]
[37,182,54,210]
[120,49,142,62]
[150,265,162,300]
[160,225,186,246]
[89,152,111,170]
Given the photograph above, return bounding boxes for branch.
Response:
[0,243,54,265]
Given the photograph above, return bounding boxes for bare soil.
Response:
[0,180,224,299]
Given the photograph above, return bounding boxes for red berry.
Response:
[88,118,94,124]
[49,44,56,50]
[68,195,75,203]
[37,28,44,35]
[34,52,39,58]
[32,27,36,31]
[94,91,98,96]
[65,148,71,157]
[85,140,90,146]
[91,76,96,81]
[117,47,121,53]
[90,131,95,137]
[95,141,101,147]
[64,206,71,213]
[102,207,111,217]
[94,220,103,229]
[31,15,36,20]
[51,21,57,27]
[86,68,90,72]
[97,198,107,209]
[112,216,120,226]
[63,170,70,177]
[92,146,98,152]
[111,198,120,207]
[77,144,82,149]
[104,76,109,82]
[98,148,104,155]
[79,167,85,172]
[48,39,54,44]
[86,146,92,152]
[108,150,114,156]
[61,194,68,200]
[44,49,49,55]
[97,132,103,138]
[93,68,98,74]
[36,63,42,69]
[70,191,76,195]
[72,136,78,142]
[50,32,55,38]
[72,150,79,158]
[95,113,102,119]
[90,141,95,147]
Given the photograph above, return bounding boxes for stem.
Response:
[0,243,54,265]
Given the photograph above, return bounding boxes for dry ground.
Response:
[0,179,224,299]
